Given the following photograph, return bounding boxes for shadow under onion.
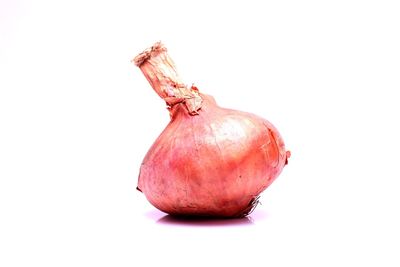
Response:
[144,207,269,227]
[156,214,254,226]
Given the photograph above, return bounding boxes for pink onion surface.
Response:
[134,42,290,217]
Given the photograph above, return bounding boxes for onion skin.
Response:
[134,42,289,217]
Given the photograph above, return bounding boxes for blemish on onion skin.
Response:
[235,196,261,218]
[285,151,291,165]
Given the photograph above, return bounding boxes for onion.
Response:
[133,42,290,217]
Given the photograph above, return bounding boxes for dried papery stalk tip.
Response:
[133,41,203,115]
[133,41,167,66]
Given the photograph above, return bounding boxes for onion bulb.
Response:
[133,42,290,217]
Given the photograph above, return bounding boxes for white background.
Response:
[1,0,399,266]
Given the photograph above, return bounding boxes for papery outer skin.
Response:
[134,42,289,217]
[135,42,203,115]
[138,94,287,217]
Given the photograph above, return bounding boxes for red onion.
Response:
[133,42,290,217]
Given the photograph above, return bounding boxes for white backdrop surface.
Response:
[1,0,399,266]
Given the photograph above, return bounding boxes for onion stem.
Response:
[133,42,202,115]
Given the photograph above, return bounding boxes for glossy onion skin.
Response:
[138,94,288,217]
